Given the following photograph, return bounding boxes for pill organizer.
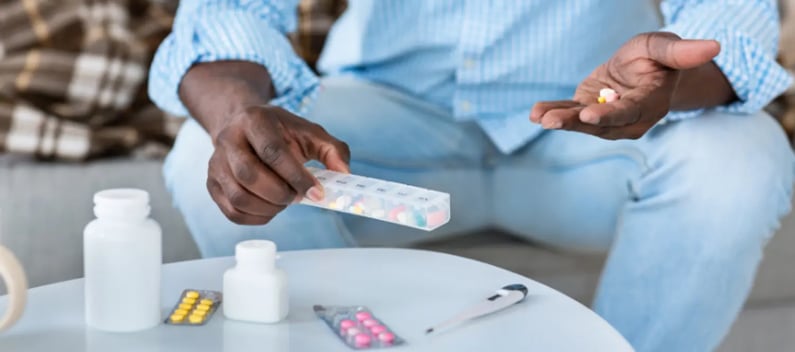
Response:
[300,167,451,231]
[314,305,405,349]
[165,289,222,326]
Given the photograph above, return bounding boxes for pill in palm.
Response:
[598,88,619,103]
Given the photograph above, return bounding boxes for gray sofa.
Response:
[1,154,794,351]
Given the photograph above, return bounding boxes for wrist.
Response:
[179,61,276,137]
[670,61,737,111]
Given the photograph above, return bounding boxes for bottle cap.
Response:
[93,189,151,220]
[235,240,277,271]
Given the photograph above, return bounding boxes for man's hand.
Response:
[180,61,350,225]
[530,32,732,140]
[207,105,350,225]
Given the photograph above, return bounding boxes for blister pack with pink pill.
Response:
[314,305,405,349]
[300,167,450,231]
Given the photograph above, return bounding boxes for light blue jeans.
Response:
[164,76,795,351]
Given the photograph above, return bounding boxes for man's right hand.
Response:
[179,61,350,225]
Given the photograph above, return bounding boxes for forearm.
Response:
[179,61,276,139]
[670,61,737,111]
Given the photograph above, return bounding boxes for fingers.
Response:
[246,113,322,201]
[530,101,581,123]
[207,152,288,224]
[225,141,297,206]
[302,123,351,174]
[644,32,720,70]
[579,87,649,126]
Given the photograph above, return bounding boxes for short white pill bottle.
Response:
[84,189,162,332]
[223,240,288,323]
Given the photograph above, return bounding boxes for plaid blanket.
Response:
[0,0,345,160]
[0,0,790,161]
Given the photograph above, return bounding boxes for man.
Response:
[149,1,794,350]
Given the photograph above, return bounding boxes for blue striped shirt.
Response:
[149,0,793,154]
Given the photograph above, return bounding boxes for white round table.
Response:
[0,248,633,351]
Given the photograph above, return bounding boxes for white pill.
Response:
[599,88,616,97]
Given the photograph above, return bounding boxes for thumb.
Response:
[645,32,720,70]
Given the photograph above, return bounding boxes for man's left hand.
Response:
[530,32,720,140]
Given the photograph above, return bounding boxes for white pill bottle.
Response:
[84,189,162,332]
[223,240,288,323]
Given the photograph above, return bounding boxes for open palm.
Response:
[530,32,721,140]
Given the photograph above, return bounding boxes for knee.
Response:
[650,111,795,248]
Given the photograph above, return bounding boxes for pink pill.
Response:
[362,319,379,327]
[346,327,362,336]
[378,332,395,343]
[427,210,448,227]
[355,312,372,321]
[340,319,355,329]
[370,325,387,334]
[354,333,372,346]
[605,92,620,103]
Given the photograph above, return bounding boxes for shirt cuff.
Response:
[148,10,320,117]
[660,7,793,121]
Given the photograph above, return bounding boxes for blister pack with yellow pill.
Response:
[165,289,223,326]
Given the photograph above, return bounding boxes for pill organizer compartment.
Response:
[300,168,451,231]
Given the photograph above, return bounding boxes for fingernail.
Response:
[307,186,324,202]
[581,114,600,124]
[542,120,562,129]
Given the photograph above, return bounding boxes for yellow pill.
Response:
[185,291,200,299]
[200,299,214,306]
[597,96,607,104]
[195,304,211,311]
[178,303,193,310]
[191,309,207,317]
[174,308,189,316]
[170,314,185,322]
[189,315,204,324]
[182,297,197,305]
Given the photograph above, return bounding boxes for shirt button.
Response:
[463,58,476,69]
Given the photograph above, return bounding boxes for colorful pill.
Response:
[174,308,189,316]
[191,309,207,317]
[178,303,193,310]
[355,312,372,321]
[362,318,379,327]
[195,304,211,311]
[378,332,395,343]
[188,315,204,324]
[427,209,448,227]
[200,299,214,306]
[370,325,387,334]
[414,211,427,227]
[605,92,620,103]
[328,201,341,210]
[170,314,185,322]
[349,205,363,215]
[346,327,362,336]
[597,96,607,104]
[336,195,352,208]
[185,291,200,299]
[354,333,372,346]
[388,206,405,220]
